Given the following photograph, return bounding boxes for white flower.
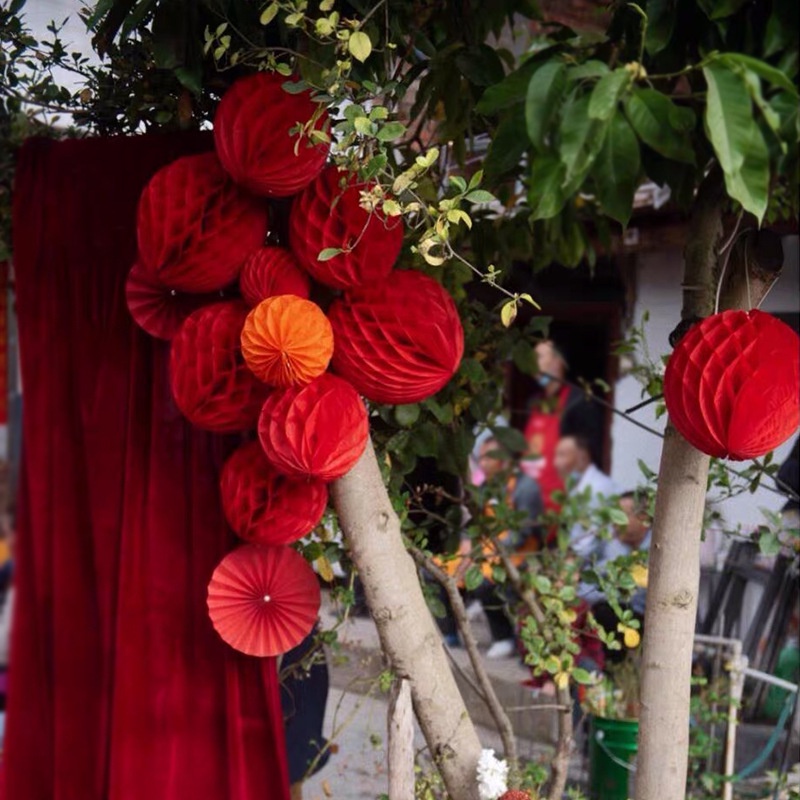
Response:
[476,748,509,800]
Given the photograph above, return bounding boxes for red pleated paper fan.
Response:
[220,440,328,545]
[663,309,800,460]
[207,544,320,657]
[258,373,369,482]
[170,301,270,432]
[125,261,217,340]
[214,73,329,197]
[289,166,404,290]
[328,270,465,404]
[137,152,269,292]
[239,247,311,308]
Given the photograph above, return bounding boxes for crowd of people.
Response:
[431,340,654,681]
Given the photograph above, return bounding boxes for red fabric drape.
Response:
[5,135,290,800]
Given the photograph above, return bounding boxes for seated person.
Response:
[438,437,543,658]
[585,491,652,663]
[553,434,619,559]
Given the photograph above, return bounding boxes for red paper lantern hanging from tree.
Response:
[220,441,328,545]
[241,295,334,387]
[137,152,268,293]
[214,73,330,197]
[663,309,800,460]
[239,246,310,307]
[207,543,320,657]
[288,166,404,290]
[328,270,465,404]
[258,373,369,482]
[170,301,269,432]
[125,261,217,340]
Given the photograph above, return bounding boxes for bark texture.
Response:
[388,679,415,800]
[635,171,783,800]
[332,444,483,800]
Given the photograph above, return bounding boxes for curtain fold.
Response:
[6,134,290,800]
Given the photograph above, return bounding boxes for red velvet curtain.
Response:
[5,135,291,800]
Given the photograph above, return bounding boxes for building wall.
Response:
[610,236,800,529]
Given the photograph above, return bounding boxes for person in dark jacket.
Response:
[776,436,799,515]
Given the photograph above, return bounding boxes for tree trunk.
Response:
[388,678,415,800]
[635,170,783,799]
[332,444,483,800]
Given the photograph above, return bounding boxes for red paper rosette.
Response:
[328,270,465,404]
[258,373,369,481]
[289,166,404,290]
[239,247,310,307]
[220,441,328,544]
[207,543,320,657]
[664,309,800,460]
[125,261,216,340]
[137,152,268,292]
[170,301,270,432]
[214,73,329,197]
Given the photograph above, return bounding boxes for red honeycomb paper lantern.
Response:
[289,166,404,290]
[170,301,270,432]
[214,73,329,197]
[239,247,310,307]
[258,373,369,481]
[328,270,464,404]
[137,152,268,293]
[664,309,800,460]
[220,441,328,545]
[241,295,334,387]
[125,261,217,340]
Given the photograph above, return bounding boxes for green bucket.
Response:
[588,716,638,800]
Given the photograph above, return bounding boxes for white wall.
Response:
[610,235,800,529]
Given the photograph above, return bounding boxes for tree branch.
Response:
[546,685,574,800]
[408,545,520,783]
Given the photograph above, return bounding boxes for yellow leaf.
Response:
[315,556,335,583]
[320,0,335,10]
[519,292,541,309]
[382,199,402,217]
[555,671,570,690]
[259,3,279,26]
[620,625,641,649]
[348,30,372,62]
[500,300,518,328]
[630,564,648,588]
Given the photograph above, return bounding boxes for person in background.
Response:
[0,510,15,714]
[439,437,544,658]
[588,491,652,663]
[522,340,605,512]
[553,434,619,560]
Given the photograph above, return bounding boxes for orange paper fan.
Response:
[241,295,333,387]
[207,544,320,657]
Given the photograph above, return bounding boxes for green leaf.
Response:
[559,94,609,182]
[317,247,343,261]
[475,59,538,114]
[484,107,528,180]
[724,116,770,223]
[489,425,529,454]
[376,121,406,141]
[348,31,372,62]
[712,53,799,96]
[259,2,279,26]
[609,508,629,527]
[624,88,695,164]
[465,189,496,203]
[464,565,484,592]
[455,44,506,87]
[592,112,640,225]
[572,667,596,685]
[758,530,781,556]
[588,69,633,121]
[645,0,676,54]
[697,0,749,20]
[525,60,566,150]
[528,152,568,220]
[567,60,609,81]
[395,404,420,427]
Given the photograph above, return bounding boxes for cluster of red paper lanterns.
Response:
[126,71,465,658]
[664,309,800,460]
